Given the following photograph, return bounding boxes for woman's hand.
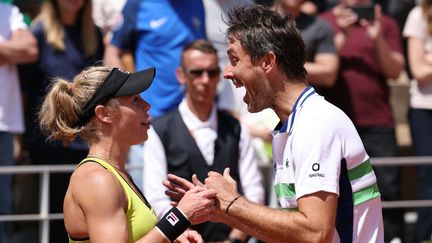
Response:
[176,186,217,225]
[163,174,203,206]
[174,229,204,243]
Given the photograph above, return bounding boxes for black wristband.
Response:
[156,207,191,242]
[225,195,241,214]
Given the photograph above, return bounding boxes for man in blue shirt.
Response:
[104,0,206,118]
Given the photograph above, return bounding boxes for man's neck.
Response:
[186,99,213,122]
[273,80,309,123]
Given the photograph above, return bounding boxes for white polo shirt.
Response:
[272,86,384,243]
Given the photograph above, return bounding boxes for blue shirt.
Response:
[111,0,206,118]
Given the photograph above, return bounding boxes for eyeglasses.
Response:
[185,67,221,79]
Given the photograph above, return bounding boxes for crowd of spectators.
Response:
[1,0,430,243]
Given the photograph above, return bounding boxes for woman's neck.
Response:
[88,142,128,172]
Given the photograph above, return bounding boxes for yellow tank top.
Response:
[68,157,158,243]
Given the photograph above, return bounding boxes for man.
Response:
[143,40,264,243]
[320,1,405,241]
[0,2,37,242]
[165,5,384,243]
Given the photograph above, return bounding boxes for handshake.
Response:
[163,168,243,226]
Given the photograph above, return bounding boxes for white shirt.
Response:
[272,87,383,243]
[403,6,432,110]
[0,3,26,133]
[143,99,265,217]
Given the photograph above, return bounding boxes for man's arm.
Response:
[361,5,404,80]
[205,169,338,243]
[103,43,127,69]
[305,53,339,88]
[0,29,38,64]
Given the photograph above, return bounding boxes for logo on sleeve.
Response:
[150,17,168,29]
[166,212,179,226]
[309,163,325,178]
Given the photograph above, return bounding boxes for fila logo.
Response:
[166,212,179,226]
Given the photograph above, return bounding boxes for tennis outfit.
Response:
[272,86,384,243]
[69,157,157,243]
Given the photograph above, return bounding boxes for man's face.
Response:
[224,38,273,113]
[180,50,220,107]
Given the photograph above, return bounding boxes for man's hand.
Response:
[205,168,240,215]
[333,4,357,34]
[359,4,382,41]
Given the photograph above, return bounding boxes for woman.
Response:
[20,0,104,240]
[403,1,432,241]
[38,65,216,242]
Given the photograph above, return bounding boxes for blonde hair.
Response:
[38,65,118,146]
[33,0,99,57]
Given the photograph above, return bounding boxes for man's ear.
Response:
[262,51,277,74]
[94,105,112,124]
[176,66,186,85]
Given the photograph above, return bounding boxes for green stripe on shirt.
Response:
[274,183,296,198]
[348,159,373,181]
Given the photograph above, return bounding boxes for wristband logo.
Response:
[166,212,179,226]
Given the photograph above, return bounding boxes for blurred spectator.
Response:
[203,0,253,115]
[104,0,205,118]
[143,39,264,242]
[19,0,103,241]
[203,0,277,166]
[299,0,339,15]
[0,2,37,242]
[104,0,206,188]
[91,0,126,44]
[300,0,327,15]
[273,0,339,88]
[320,1,406,242]
[403,1,432,241]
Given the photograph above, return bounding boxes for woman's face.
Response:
[57,0,85,14]
[110,95,152,146]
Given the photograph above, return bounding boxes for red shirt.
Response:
[320,10,402,127]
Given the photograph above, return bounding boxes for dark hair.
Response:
[181,39,218,65]
[226,5,307,79]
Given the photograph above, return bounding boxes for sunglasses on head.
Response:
[185,67,221,78]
